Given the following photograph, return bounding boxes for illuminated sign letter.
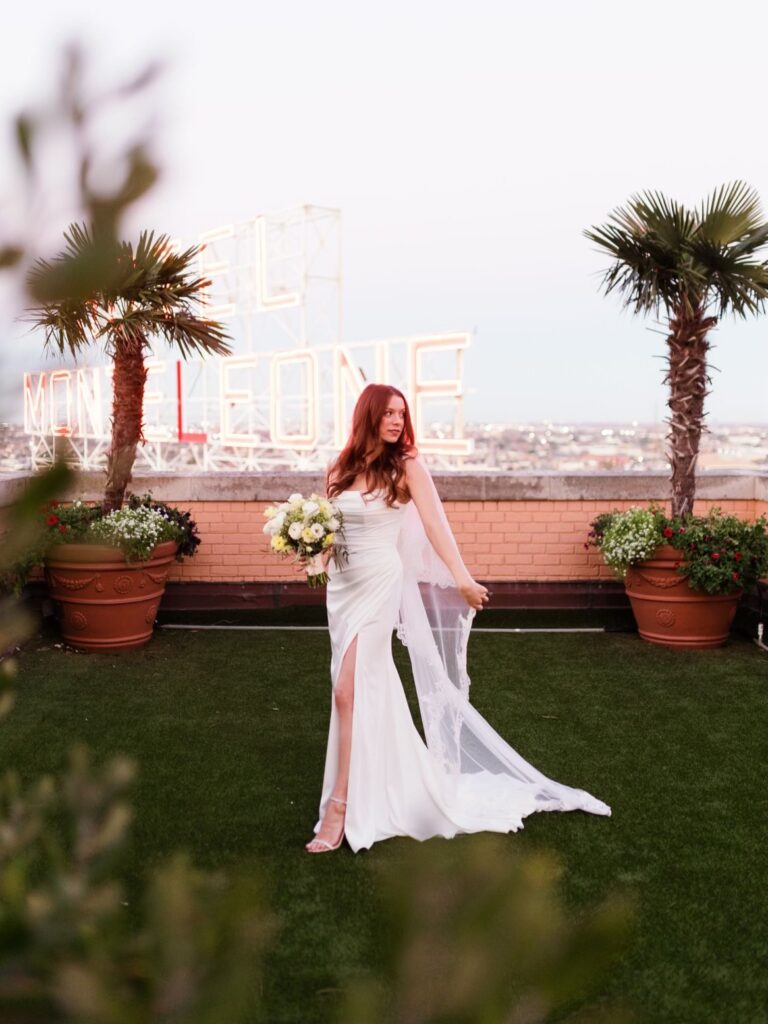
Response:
[408,334,473,455]
[219,355,259,446]
[75,367,103,438]
[375,341,390,384]
[23,372,46,434]
[176,361,208,443]
[255,216,300,311]
[198,224,237,319]
[141,362,170,441]
[270,350,319,450]
[333,346,366,446]
[49,370,73,437]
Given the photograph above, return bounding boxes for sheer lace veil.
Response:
[395,465,611,817]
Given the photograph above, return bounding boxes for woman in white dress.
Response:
[305,384,610,853]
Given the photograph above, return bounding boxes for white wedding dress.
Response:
[312,485,611,853]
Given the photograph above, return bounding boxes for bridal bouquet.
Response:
[262,492,346,587]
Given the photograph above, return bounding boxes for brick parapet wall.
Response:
[165,496,762,584]
[2,471,766,584]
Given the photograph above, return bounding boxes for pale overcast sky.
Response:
[2,0,768,424]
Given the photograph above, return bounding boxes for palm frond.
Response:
[25,222,232,358]
[697,180,762,246]
[585,181,768,320]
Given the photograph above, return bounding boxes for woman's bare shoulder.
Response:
[403,448,427,477]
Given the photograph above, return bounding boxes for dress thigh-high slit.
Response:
[330,635,358,798]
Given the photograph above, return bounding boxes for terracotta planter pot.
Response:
[45,540,178,652]
[624,544,742,649]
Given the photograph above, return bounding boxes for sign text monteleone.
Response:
[22,206,473,471]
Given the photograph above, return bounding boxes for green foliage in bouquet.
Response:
[588,505,768,594]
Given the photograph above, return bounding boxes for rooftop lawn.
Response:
[2,615,767,1023]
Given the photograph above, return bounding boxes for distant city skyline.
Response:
[3,0,768,426]
[4,418,768,476]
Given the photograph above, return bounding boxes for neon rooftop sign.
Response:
[22,205,473,471]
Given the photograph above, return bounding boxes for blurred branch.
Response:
[6,42,163,287]
[0,745,277,1024]
[338,836,636,1024]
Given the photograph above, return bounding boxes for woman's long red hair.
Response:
[326,383,417,506]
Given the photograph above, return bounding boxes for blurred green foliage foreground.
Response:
[1,620,767,1022]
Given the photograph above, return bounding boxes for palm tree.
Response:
[585,181,768,516]
[27,224,231,511]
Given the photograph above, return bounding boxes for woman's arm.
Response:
[404,456,489,610]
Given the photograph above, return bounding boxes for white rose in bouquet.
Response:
[262,515,281,536]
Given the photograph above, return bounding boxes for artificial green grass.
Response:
[2,622,767,1023]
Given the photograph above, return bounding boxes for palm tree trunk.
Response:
[104,337,147,512]
[665,307,716,518]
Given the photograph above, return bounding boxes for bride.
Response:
[305,384,610,853]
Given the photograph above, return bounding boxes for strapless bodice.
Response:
[332,489,408,557]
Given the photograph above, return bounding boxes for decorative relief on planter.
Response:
[67,610,88,631]
[113,576,132,594]
[49,573,98,591]
[632,571,685,590]
[655,608,676,627]
[145,571,170,586]
[144,603,160,625]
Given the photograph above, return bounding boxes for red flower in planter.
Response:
[733,571,740,581]
[46,514,58,526]
[58,524,68,533]
[711,552,720,561]
[734,552,742,561]
[663,527,674,538]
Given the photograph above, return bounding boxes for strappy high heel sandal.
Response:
[305,796,347,853]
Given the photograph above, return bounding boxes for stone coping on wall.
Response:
[2,468,768,506]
